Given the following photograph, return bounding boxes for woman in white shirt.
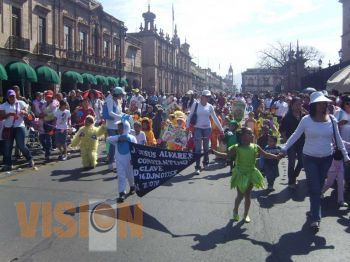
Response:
[0,89,34,171]
[281,92,350,232]
[186,90,224,174]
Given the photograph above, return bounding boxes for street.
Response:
[0,151,349,262]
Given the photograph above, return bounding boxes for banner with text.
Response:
[130,143,198,197]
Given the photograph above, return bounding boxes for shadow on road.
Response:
[51,165,114,182]
[247,220,335,262]
[173,220,249,251]
[65,203,179,237]
[252,179,308,209]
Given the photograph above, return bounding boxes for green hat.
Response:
[229,120,238,126]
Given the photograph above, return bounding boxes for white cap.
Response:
[201,90,212,97]
[310,91,332,104]
[186,90,194,95]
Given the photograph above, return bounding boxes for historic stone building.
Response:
[0,0,141,95]
[128,5,192,95]
[341,0,350,62]
[191,62,205,92]
[241,68,283,94]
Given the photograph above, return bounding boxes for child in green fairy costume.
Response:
[215,127,280,223]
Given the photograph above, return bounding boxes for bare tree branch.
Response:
[257,41,324,69]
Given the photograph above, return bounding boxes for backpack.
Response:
[102,100,116,120]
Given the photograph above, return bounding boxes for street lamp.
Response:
[339,49,343,63]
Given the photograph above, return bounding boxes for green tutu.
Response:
[230,167,265,193]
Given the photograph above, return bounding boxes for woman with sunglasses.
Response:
[280,91,350,232]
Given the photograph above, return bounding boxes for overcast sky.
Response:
[100,0,342,85]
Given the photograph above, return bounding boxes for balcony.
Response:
[6,36,30,51]
[66,49,77,60]
[37,43,55,56]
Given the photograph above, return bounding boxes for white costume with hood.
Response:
[107,120,137,194]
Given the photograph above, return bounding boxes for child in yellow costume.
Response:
[141,117,156,146]
[71,116,106,169]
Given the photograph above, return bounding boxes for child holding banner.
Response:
[107,120,137,203]
[214,127,280,223]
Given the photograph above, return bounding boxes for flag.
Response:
[130,143,199,197]
[172,3,174,22]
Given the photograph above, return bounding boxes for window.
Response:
[64,25,72,50]
[114,43,119,60]
[38,17,46,44]
[264,77,269,86]
[12,6,21,37]
[79,31,87,54]
[104,40,110,58]
[158,46,162,65]
[248,77,254,86]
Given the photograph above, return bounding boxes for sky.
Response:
[100,0,342,86]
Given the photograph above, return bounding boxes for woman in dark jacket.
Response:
[279,97,305,188]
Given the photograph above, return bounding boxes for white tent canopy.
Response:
[327,65,350,93]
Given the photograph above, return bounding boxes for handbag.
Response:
[2,102,19,140]
[190,103,199,126]
[331,116,343,161]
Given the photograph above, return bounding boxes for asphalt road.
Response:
[0,150,349,262]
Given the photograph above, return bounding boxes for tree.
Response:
[257,41,324,69]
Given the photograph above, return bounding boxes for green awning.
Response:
[95,75,108,86]
[107,76,119,86]
[82,73,97,85]
[36,66,60,84]
[0,64,8,80]
[62,71,83,84]
[6,61,37,82]
[118,78,128,87]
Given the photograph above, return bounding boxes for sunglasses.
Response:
[344,102,350,106]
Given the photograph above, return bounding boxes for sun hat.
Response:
[186,90,194,95]
[7,89,16,97]
[112,87,126,96]
[201,90,212,97]
[310,91,332,104]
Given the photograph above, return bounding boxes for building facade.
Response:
[191,62,205,92]
[129,6,192,95]
[124,35,142,91]
[241,68,283,94]
[341,0,350,62]
[0,0,141,95]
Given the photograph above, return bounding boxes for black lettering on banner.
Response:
[130,143,199,197]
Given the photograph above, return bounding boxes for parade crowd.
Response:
[0,84,350,233]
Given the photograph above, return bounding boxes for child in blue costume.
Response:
[215,127,280,223]
[107,120,137,203]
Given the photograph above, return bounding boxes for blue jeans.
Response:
[3,127,32,166]
[344,156,350,189]
[302,154,333,222]
[39,134,52,157]
[107,129,118,164]
[194,127,211,169]
[287,144,303,185]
